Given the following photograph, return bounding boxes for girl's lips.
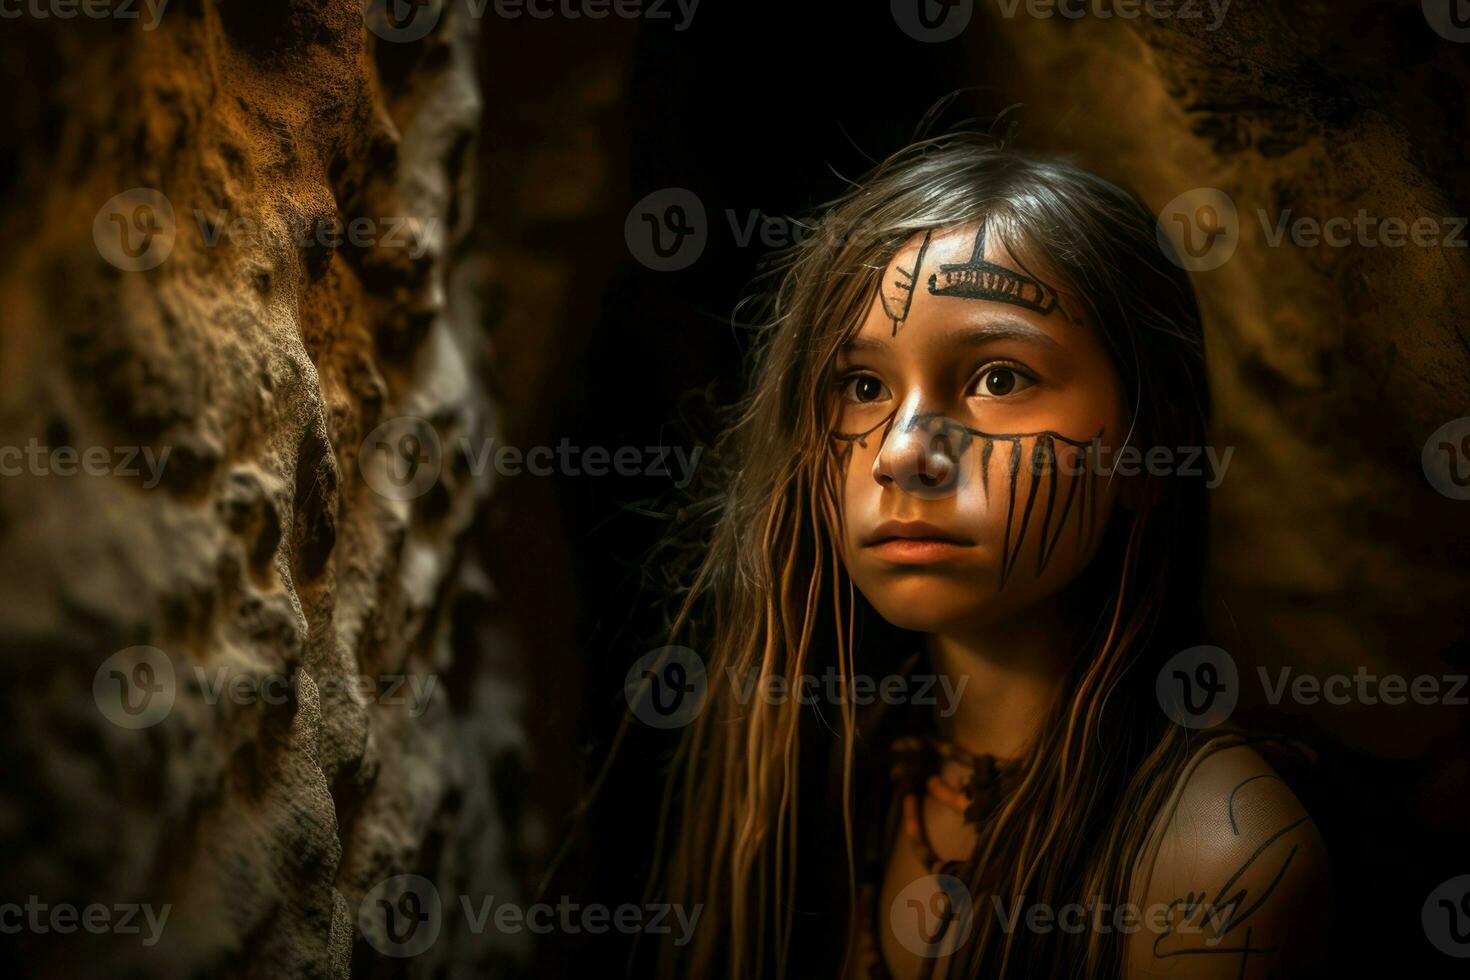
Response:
[862,519,975,546]
[865,537,974,563]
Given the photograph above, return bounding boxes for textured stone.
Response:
[0,3,529,977]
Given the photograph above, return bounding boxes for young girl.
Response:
[635,133,1332,979]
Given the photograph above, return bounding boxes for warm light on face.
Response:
[831,221,1130,634]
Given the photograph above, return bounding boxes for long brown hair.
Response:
[639,130,1243,978]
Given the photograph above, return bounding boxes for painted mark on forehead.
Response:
[879,229,933,336]
[928,222,1059,317]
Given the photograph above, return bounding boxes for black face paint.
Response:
[833,410,1104,590]
[927,222,1059,317]
[879,229,933,336]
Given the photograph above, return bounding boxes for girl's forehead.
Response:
[865,221,1084,342]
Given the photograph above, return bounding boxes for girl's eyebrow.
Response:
[947,318,1060,349]
[839,318,1059,355]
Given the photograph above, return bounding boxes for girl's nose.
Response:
[873,409,973,499]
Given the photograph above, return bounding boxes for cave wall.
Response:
[0,2,530,977]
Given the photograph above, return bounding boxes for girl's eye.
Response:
[971,365,1036,398]
[841,373,890,404]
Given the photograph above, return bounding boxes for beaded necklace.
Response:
[887,733,1022,874]
[848,732,1024,979]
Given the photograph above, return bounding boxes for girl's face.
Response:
[832,221,1130,634]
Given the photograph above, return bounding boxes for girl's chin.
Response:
[864,589,1013,635]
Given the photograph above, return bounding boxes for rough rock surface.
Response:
[0,2,530,977]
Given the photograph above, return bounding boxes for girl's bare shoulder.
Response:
[1122,741,1334,979]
